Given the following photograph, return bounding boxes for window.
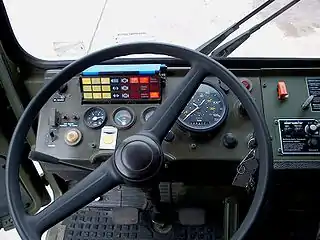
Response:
[4,0,320,60]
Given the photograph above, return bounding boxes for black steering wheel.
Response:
[6,43,272,240]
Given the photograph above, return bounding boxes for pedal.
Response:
[111,207,139,225]
[178,208,206,226]
[55,206,215,240]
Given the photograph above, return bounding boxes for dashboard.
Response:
[34,64,320,180]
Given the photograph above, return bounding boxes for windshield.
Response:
[3,0,320,60]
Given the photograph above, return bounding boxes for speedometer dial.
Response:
[178,83,228,132]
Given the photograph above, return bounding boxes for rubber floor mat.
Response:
[62,207,215,240]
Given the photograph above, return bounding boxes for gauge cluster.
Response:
[35,68,262,170]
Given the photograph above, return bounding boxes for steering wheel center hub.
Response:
[115,135,163,181]
[122,141,153,171]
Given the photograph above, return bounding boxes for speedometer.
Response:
[178,83,228,133]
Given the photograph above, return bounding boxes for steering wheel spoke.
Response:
[31,157,122,234]
[140,64,208,141]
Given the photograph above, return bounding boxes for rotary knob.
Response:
[222,133,238,149]
[305,123,319,135]
[308,138,318,148]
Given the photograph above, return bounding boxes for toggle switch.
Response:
[301,95,314,110]
[277,81,289,100]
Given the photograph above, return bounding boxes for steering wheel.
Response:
[6,43,272,240]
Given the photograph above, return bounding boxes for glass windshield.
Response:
[4,0,320,60]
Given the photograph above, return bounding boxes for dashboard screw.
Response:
[262,83,267,88]
[274,120,278,125]
[90,142,96,148]
[278,148,282,153]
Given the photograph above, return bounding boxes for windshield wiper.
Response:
[196,0,275,55]
[197,0,301,58]
[209,0,301,58]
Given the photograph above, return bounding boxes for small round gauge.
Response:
[142,107,157,122]
[178,83,228,133]
[113,107,135,128]
[83,107,107,129]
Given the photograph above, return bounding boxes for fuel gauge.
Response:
[113,107,135,129]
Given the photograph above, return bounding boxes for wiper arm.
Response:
[210,0,301,58]
[196,0,275,55]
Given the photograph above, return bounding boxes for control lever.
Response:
[29,151,94,171]
[301,95,314,110]
[232,148,258,191]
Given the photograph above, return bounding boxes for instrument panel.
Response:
[34,64,320,179]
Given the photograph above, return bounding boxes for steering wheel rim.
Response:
[6,42,272,240]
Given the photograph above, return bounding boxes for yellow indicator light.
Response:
[82,78,91,85]
[92,85,102,92]
[101,77,110,84]
[209,107,215,110]
[102,93,111,99]
[102,85,111,91]
[103,135,114,144]
[93,93,102,99]
[83,85,92,91]
[83,92,93,99]
[91,78,101,84]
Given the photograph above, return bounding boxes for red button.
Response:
[130,77,139,83]
[130,84,139,92]
[150,92,160,99]
[139,77,149,83]
[150,83,160,91]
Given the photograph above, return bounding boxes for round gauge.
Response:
[178,83,228,132]
[83,107,107,129]
[113,107,135,128]
[142,107,157,122]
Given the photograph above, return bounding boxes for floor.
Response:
[2,0,320,239]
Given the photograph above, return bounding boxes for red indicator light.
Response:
[130,84,139,92]
[130,77,139,83]
[130,92,140,99]
[150,92,160,99]
[240,78,252,91]
[139,77,149,83]
[150,83,160,91]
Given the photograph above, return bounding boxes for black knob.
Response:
[223,133,238,149]
[238,103,248,117]
[73,115,80,121]
[58,83,68,94]
[308,138,318,148]
[164,131,175,142]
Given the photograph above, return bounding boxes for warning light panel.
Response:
[80,64,166,103]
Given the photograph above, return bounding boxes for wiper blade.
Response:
[196,0,275,55]
[210,0,301,58]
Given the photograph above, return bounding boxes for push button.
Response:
[64,128,82,146]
